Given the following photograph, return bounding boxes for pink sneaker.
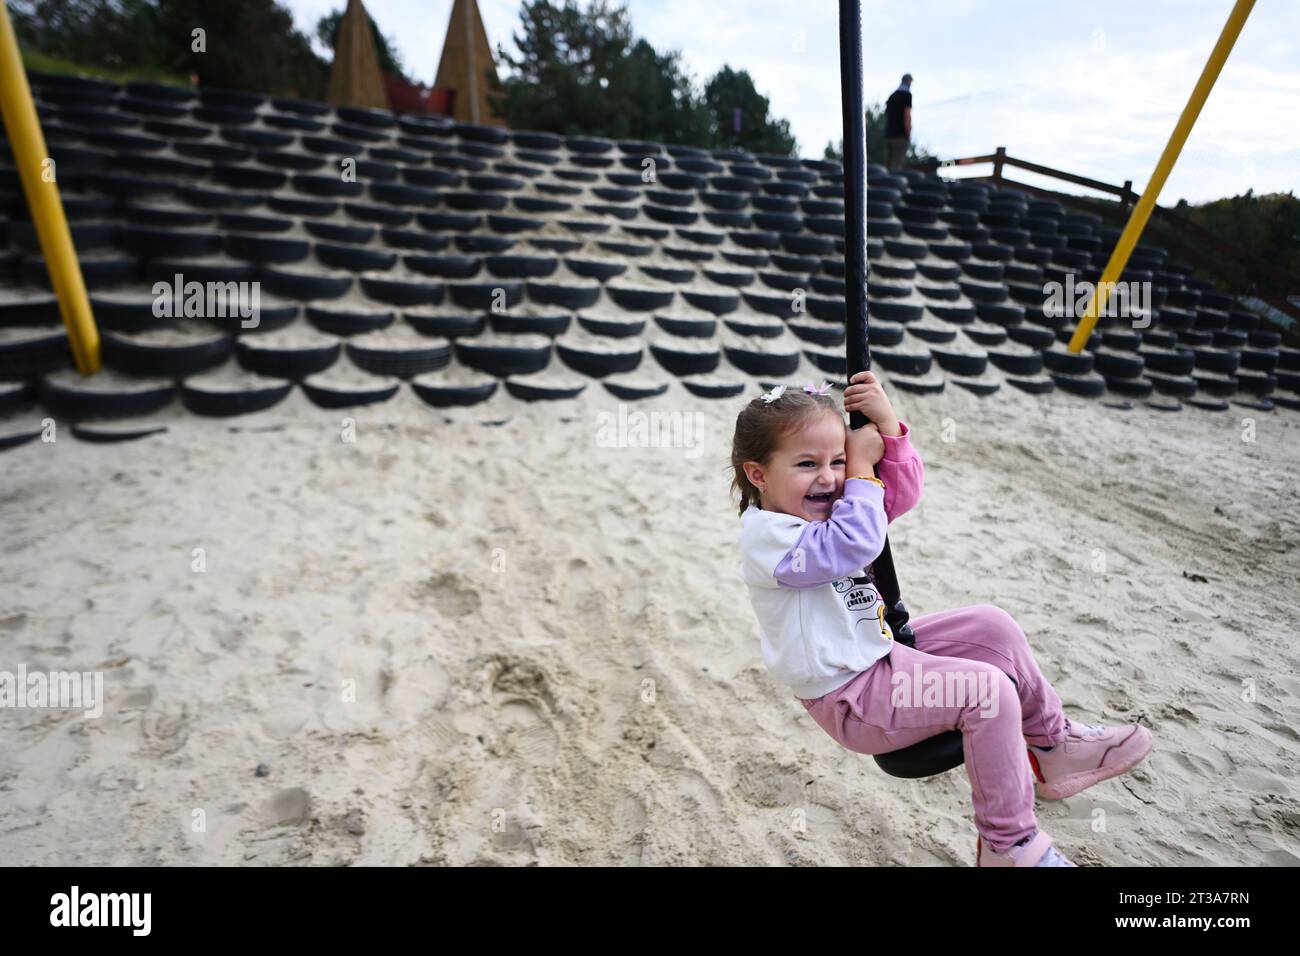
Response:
[1028,718,1153,800]
[976,830,1077,867]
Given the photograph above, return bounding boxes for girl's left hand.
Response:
[844,371,900,436]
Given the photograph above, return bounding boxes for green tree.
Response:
[822,100,937,168]
[493,0,794,152]
[704,66,796,155]
[12,0,328,97]
[315,7,411,83]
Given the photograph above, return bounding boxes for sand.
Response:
[1,378,1298,866]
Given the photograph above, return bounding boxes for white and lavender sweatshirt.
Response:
[737,421,925,699]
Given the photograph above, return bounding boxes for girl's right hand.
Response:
[847,422,885,474]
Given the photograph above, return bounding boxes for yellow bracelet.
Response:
[849,475,885,489]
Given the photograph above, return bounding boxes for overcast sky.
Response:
[283,0,1298,205]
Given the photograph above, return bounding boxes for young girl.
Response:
[731,372,1153,867]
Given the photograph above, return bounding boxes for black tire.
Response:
[358,275,446,307]
[71,422,169,443]
[180,377,293,416]
[1041,346,1095,375]
[664,243,716,260]
[455,234,516,254]
[267,195,339,218]
[565,258,627,281]
[806,295,847,323]
[315,243,398,273]
[488,311,571,336]
[723,346,799,377]
[780,234,834,256]
[649,343,720,376]
[927,302,977,324]
[0,380,37,414]
[556,342,643,378]
[291,174,364,198]
[22,254,140,291]
[343,203,412,227]
[522,277,602,309]
[300,375,400,408]
[741,289,797,317]
[787,321,844,347]
[1146,371,1198,397]
[868,299,924,323]
[874,346,932,376]
[379,228,447,252]
[578,314,646,337]
[701,268,754,288]
[1049,371,1107,397]
[654,314,716,338]
[444,192,509,211]
[603,286,676,312]
[680,379,747,399]
[306,221,376,245]
[346,337,452,378]
[410,375,499,407]
[454,337,553,376]
[1092,349,1145,378]
[0,428,42,452]
[1005,374,1056,395]
[512,131,564,150]
[488,214,546,234]
[723,316,785,339]
[1190,346,1240,374]
[504,377,587,402]
[485,255,559,279]
[39,374,174,420]
[1189,371,1238,397]
[987,347,1044,375]
[223,233,311,264]
[886,372,946,395]
[101,328,231,377]
[447,281,524,310]
[929,347,988,377]
[681,290,739,315]
[401,311,484,338]
[261,266,354,300]
[405,255,482,279]
[602,380,670,401]
[1104,375,1154,398]
[1238,347,1279,373]
[1234,370,1276,395]
[235,336,340,380]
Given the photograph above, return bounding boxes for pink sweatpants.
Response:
[799,603,1067,852]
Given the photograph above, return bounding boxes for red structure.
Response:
[383,74,455,115]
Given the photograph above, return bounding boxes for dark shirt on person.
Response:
[885,89,911,138]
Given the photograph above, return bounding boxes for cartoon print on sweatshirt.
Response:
[832,573,894,642]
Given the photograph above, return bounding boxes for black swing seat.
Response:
[870,603,967,779]
[873,730,965,778]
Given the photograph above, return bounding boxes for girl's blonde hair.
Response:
[727,386,842,518]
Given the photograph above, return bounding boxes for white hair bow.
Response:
[760,384,787,404]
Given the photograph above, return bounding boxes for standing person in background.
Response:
[884,73,913,169]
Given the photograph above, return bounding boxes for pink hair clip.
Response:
[803,381,832,396]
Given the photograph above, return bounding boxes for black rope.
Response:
[838,0,915,647]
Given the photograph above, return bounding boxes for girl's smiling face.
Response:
[744,409,846,521]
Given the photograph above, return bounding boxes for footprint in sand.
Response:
[611,793,648,865]
[486,655,561,764]
[414,571,481,618]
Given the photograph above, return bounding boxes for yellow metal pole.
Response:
[0,2,100,373]
[1068,0,1255,353]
